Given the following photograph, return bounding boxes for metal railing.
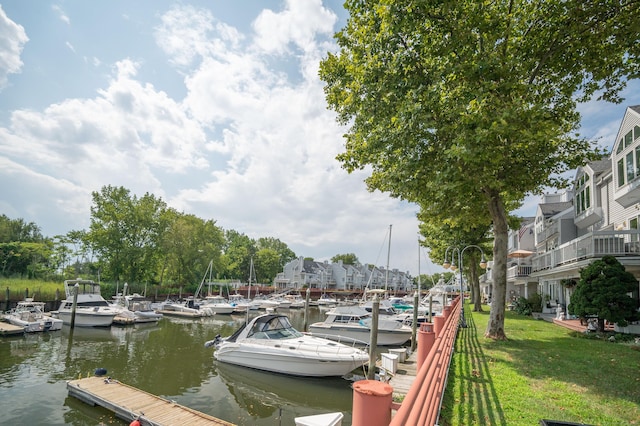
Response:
[389,297,461,426]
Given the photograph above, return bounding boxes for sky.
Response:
[1,1,639,278]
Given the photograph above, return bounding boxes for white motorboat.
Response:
[155,299,212,317]
[227,294,253,313]
[207,313,369,377]
[283,293,306,308]
[309,305,412,346]
[123,293,163,323]
[316,294,338,307]
[55,279,119,327]
[3,298,63,332]
[200,295,236,314]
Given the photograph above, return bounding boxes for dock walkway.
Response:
[67,376,234,426]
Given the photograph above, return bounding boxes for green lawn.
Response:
[439,305,640,426]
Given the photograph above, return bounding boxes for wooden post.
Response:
[303,288,311,332]
[70,283,79,329]
[411,291,419,352]
[366,295,379,380]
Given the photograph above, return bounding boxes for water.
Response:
[0,307,364,426]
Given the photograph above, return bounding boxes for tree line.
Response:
[0,185,297,287]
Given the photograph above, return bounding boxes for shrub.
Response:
[514,296,532,316]
[528,293,543,313]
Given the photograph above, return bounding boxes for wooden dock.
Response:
[67,376,235,425]
[0,321,24,336]
[386,351,418,396]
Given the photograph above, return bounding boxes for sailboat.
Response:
[196,261,235,314]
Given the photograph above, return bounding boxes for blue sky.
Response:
[1,1,639,277]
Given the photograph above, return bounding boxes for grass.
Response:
[438,304,640,426]
[0,278,62,301]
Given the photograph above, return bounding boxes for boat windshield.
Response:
[248,315,303,340]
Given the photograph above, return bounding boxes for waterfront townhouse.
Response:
[274,256,413,293]
[528,106,640,331]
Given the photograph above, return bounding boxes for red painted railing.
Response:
[388,296,461,426]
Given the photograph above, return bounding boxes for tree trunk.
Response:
[485,190,508,340]
[469,256,483,312]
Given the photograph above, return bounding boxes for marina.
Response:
[0,306,378,425]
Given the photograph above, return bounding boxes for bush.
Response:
[514,296,532,316]
[528,293,543,313]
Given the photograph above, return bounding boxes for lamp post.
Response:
[443,245,487,328]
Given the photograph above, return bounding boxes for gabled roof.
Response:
[588,158,611,174]
[629,105,640,114]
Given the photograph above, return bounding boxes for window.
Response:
[627,152,635,182]
[635,125,640,140]
[631,217,639,243]
[618,158,625,187]
[625,130,633,148]
[575,173,592,215]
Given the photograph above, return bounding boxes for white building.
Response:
[482,105,640,332]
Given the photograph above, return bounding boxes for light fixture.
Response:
[480,255,487,269]
[443,260,451,269]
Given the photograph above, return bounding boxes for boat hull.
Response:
[214,340,367,377]
[56,309,116,327]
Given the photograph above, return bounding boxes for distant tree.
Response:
[254,248,281,284]
[331,253,359,265]
[222,230,255,280]
[87,185,169,284]
[256,237,297,270]
[569,256,639,332]
[159,211,224,287]
[0,214,43,243]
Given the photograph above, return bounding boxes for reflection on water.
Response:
[0,307,363,425]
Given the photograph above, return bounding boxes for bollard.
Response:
[417,322,435,371]
[433,314,445,336]
[443,305,451,320]
[352,380,393,426]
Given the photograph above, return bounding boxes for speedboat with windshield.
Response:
[206,313,369,377]
[309,305,412,346]
[54,279,119,327]
[3,298,63,332]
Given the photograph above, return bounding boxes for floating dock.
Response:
[0,322,24,336]
[67,376,235,425]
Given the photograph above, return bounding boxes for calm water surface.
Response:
[0,307,364,425]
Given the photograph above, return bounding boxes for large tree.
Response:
[319,0,639,339]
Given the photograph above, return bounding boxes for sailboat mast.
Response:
[385,224,392,293]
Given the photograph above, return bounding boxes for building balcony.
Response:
[507,265,532,279]
[614,177,640,208]
[536,222,559,242]
[531,230,640,273]
[574,206,603,228]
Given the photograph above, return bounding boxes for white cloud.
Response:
[52,5,70,25]
[252,0,337,55]
[0,5,28,90]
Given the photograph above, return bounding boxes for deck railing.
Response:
[531,230,640,272]
[388,296,461,426]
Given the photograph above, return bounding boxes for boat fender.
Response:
[94,368,108,377]
[130,420,141,426]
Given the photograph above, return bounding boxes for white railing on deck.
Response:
[532,230,640,272]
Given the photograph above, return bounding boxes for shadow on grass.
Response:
[440,308,507,426]
[481,310,640,409]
